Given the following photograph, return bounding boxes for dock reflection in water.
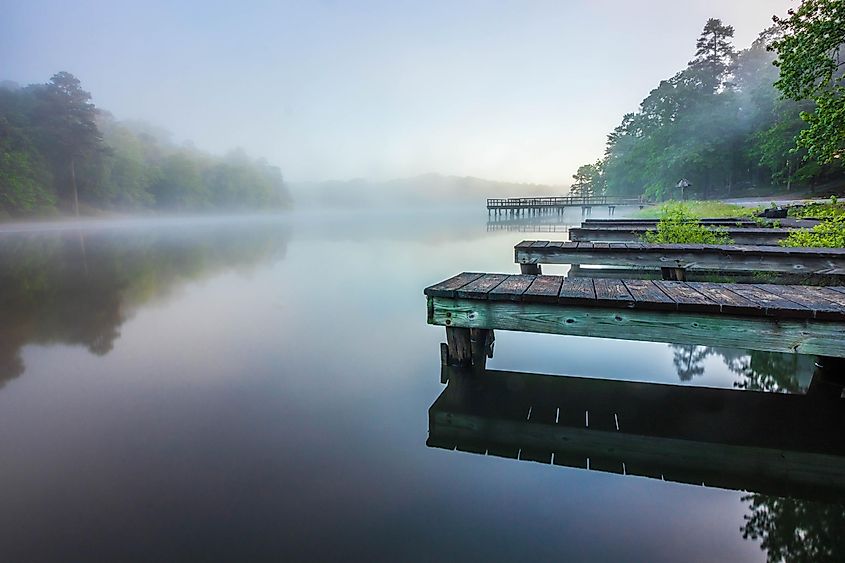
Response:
[428,365,845,560]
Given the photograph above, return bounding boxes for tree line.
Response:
[0,72,291,217]
[570,2,845,201]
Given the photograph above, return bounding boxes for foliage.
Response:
[569,161,605,199]
[788,198,845,219]
[0,73,291,217]
[780,216,845,247]
[641,202,733,244]
[742,494,845,563]
[574,14,844,202]
[771,0,845,163]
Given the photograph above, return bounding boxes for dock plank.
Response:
[623,280,676,311]
[487,275,536,301]
[523,275,564,303]
[593,279,633,306]
[424,272,484,297]
[723,283,812,319]
[758,284,845,320]
[653,281,720,313]
[455,274,509,299]
[558,278,596,303]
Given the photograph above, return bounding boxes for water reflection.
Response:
[0,222,289,383]
[669,344,816,392]
[430,365,845,498]
[742,495,845,563]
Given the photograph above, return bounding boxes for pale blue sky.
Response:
[2,0,793,183]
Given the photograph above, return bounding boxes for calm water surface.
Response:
[0,209,839,562]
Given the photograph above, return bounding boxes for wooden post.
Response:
[807,356,845,401]
[520,263,542,275]
[674,268,686,281]
[445,327,472,367]
[470,328,494,370]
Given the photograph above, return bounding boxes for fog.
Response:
[3,0,790,194]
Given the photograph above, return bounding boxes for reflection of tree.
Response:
[671,345,712,381]
[0,222,289,384]
[731,351,811,394]
[742,494,845,562]
[668,345,812,392]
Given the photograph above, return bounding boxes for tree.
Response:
[771,0,845,162]
[570,161,604,199]
[31,72,102,214]
[691,18,737,92]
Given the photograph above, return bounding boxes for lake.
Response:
[0,208,840,562]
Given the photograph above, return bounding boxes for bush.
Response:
[642,202,733,244]
[781,216,845,248]
[788,197,845,220]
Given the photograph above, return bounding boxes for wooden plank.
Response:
[593,279,633,306]
[723,283,812,319]
[686,282,762,315]
[758,284,845,320]
[530,241,549,248]
[487,275,535,301]
[622,280,676,311]
[653,281,720,313]
[429,296,845,357]
[514,241,845,275]
[523,275,564,303]
[424,272,484,297]
[455,274,510,299]
[558,278,596,303]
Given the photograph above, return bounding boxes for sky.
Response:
[2,0,794,184]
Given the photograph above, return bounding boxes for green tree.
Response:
[31,72,102,214]
[771,0,845,162]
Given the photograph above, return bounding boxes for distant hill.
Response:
[288,173,566,208]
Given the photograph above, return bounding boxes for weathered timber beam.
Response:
[515,248,845,275]
[428,296,845,357]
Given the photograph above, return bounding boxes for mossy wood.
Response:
[569,226,793,245]
[425,273,845,357]
[516,240,845,275]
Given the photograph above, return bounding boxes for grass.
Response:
[635,200,758,219]
[640,202,733,245]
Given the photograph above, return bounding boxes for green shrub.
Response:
[642,202,733,244]
[788,200,845,220]
[780,216,845,248]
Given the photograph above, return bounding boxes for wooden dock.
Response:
[568,225,795,245]
[429,367,845,500]
[487,196,644,217]
[425,273,845,359]
[514,240,845,277]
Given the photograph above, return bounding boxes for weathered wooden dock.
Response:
[569,225,795,245]
[514,240,845,278]
[429,367,845,500]
[487,196,644,217]
[425,273,845,360]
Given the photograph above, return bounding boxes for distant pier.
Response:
[487,196,644,218]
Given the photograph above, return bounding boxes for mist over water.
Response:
[0,208,831,561]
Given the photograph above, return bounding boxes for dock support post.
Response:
[520,263,542,275]
[807,356,845,400]
[661,267,686,281]
[442,328,494,371]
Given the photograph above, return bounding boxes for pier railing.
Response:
[486,196,643,209]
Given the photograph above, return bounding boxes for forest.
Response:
[571,3,845,201]
[0,72,291,217]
